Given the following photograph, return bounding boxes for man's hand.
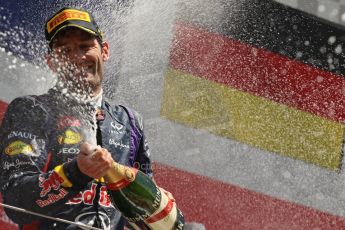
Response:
[77,142,113,179]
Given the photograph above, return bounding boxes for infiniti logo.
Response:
[110,122,124,133]
[75,211,110,230]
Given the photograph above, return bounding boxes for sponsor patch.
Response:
[3,159,35,170]
[38,171,64,197]
[58,147,80,155]
[7,131,38,140]
[5,141,33,156]
[67,183,111,207]
[58,129,82,145]
[47,9,91,33]
[110,121,125,134]
[75,211,110,230]
[36,189,68,207]
[109,139,129,149]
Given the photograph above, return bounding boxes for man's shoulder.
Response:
[103,100,144,131]
[10,93,50,106]
[103,98,141,116]
[8,95,39,107]
[7,93,52,114]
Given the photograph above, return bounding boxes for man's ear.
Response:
[101,41,110,62]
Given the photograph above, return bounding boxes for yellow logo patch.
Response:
[5,141,33,156]
[47,9,91,33]
[58,129,82,145]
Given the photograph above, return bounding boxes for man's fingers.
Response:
[80,142,95,155]
[91,149,107,160]
[77,145,114,179]
[80,143,104,158]
[93,145,102,152]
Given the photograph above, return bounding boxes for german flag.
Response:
[161,0,345,171]
[4,1,345,229]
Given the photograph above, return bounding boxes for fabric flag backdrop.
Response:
[159,0,345,229]
[162,0,345,171]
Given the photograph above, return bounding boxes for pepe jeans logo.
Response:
[47,9,91,33]
[3,159,35,170]
[109,139,129,149]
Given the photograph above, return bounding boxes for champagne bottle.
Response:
[104,162,185,230]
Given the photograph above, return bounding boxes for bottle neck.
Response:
[105,162,138,190]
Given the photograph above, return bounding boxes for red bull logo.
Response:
[38,171,64,197]
[36,189,68,208]
[67,183,111,207]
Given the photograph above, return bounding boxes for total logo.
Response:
[5,140,35,156]
[57,129,82,145]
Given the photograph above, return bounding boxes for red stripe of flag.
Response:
[153,162,345,230]
[170,21,345,123]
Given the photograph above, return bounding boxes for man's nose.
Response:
[69,47,86,64]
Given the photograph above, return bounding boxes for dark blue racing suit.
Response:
[0,88,152,230]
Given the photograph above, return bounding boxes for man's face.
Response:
[47,28,109,96]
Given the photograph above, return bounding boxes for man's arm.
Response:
[131,111,153,178]
[0,97,92,224]
[133,112,177,201]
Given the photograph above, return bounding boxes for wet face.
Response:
[47,28,109,96]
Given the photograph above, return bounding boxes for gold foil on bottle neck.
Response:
[125,168,135,182]
[105,162,135,183]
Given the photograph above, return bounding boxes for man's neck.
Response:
[90,86,102,98]
[89,88,103,108]
[52,83,103,106]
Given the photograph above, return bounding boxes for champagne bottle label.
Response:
[173,208,185,230]
[144,188,185,230]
